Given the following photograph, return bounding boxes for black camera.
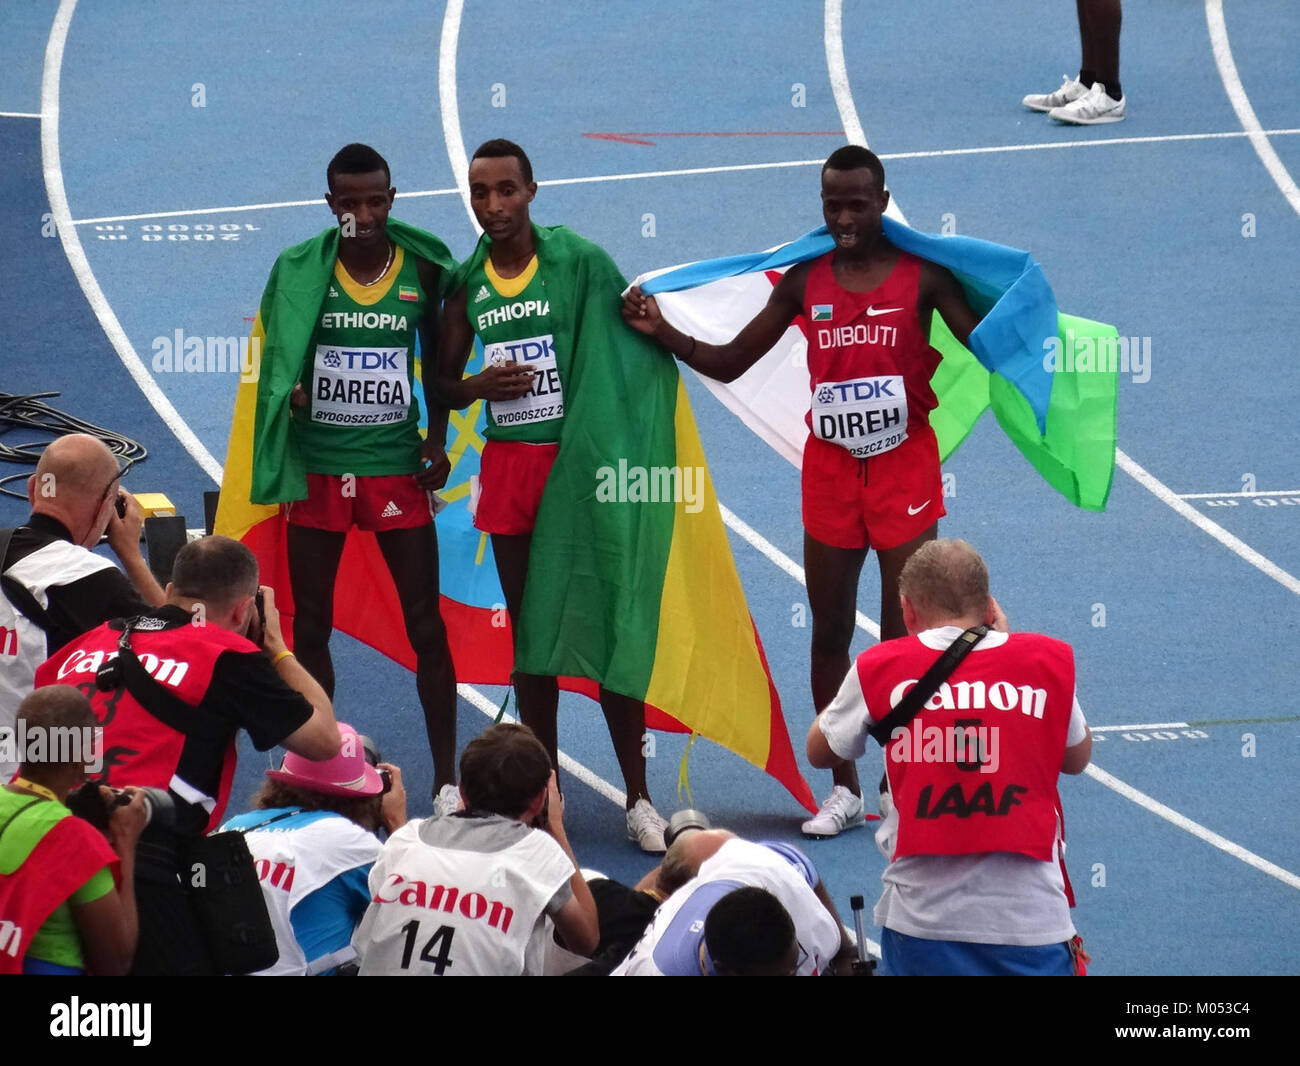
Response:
[356,733,392,795]
[66,781,177,832]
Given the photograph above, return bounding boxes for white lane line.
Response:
[1179,488,1300,499]
[69,129,1300,228]
[41,0,223,485]
[1206,0,1300,216]
[72,188,461,226]
[884,127,1300,162]
[720,504,880,639]
[825,1,1300,893]
[456,684,627,807]
[438,0,477,232]
[1091,722,1190,733]
[1086,763,1300,890]
[1117,451,1300,596]
[1,110,44,118]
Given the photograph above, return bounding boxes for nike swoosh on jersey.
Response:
[865,305,903,317]
[906,500,931,515]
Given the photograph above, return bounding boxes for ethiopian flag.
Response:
[637,220,1118,510]
[452,225,815,812]
[214,219,517,684]
[217,219,816,813]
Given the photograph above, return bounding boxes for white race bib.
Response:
[811,375,908,458]
[486,334,564,428]
[312,346,410,426]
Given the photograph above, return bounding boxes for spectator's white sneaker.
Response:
[1049,82,1125,125]
[626,799,668,853]
[434,783,461,818]
[1022,75,1087,113]
[801,786,866,838]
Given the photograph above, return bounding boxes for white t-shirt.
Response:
[353,813,574,976]
[818,626,1088,946]
[611,838,842,975]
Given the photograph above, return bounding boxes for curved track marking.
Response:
[1206,0,1300,216]
[822,0,1300,892]
[438,0,478,232]
[41,0,222,485]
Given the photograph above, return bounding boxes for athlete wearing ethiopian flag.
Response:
[433,139,669,853]
[624,145,983,838]
[270,144,459,808]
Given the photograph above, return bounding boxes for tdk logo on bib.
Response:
[812,374,908,458]
[485,333,564,427]
[821,379,897,402]
[322,349,402,371]
[488,336,555,365]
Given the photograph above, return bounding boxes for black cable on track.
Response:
[0,392,147,500]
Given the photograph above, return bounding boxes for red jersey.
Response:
[856,633,1074,862]
[35,618,255,834]
[802,250,941,458]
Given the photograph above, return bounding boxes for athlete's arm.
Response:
[431,287,534,436]
[415,259,450,490]
[622,265,808,384]
[919,260,982,349]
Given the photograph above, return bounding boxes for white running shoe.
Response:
[626,799,668,853]
[801,785,866,838]
[434,783,461,818]
[1022,75,1088,113]
[1049,82,1125,125]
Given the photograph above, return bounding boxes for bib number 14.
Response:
[398,920,455,974]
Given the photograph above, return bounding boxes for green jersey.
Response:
[467,255,567,443]
[293,246,429,475]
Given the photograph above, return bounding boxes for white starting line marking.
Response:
[1092,722,1191,733]
[1180,489,1300,499]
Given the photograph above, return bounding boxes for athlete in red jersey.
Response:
[623,146,982,837]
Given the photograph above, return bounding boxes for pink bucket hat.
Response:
[265,722,384,798]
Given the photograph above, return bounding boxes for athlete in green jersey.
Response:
[433,140,669,853]
[282,144,458,808]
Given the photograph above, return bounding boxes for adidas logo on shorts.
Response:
[474,285,491,303]
[380,500,403,518]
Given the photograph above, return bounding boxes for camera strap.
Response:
[111,619,234,744]
[866,625,990,746]
[0,797,45,844]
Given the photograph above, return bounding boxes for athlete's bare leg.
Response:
[376,524,457,792]
[875,523,938,642]
[598,688,651,809]
[804,531,869,796]
[1078,0,1122,89]
[491,531,560,773]
[286,524,347,697]
[492,532,652,805]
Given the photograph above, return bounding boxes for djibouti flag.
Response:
[636,221,1118,510]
